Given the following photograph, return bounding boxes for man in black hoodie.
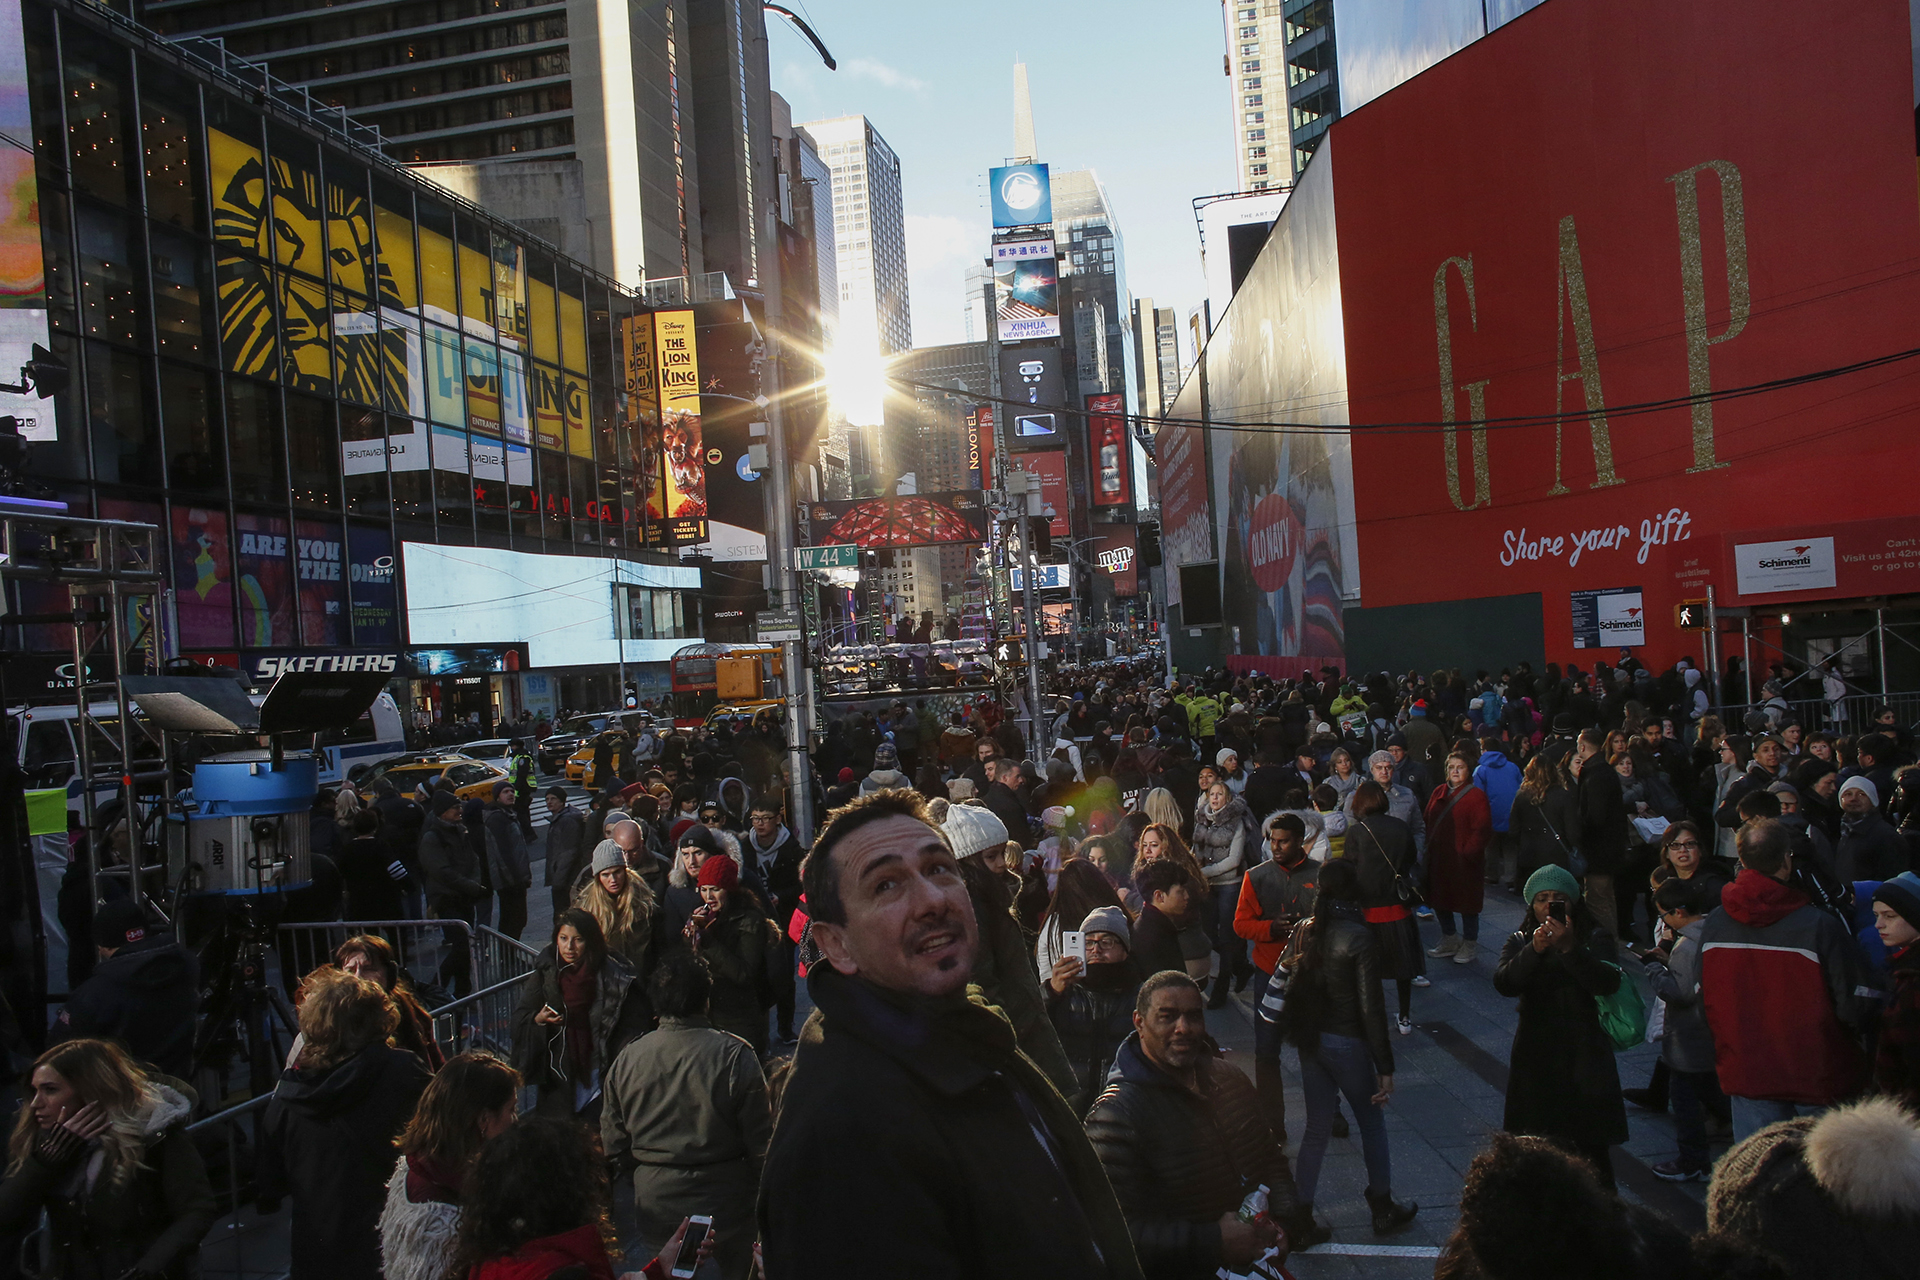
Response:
[51,898,198,1078]
[417,789,485,994]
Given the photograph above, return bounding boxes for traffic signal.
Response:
[1027,515,1052,558]
[1674,600,1708,629]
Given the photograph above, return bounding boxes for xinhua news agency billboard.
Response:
[994,239,1060,342]
[990,163,1052,227]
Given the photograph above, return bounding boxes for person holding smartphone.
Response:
[1491,864,1629,1189]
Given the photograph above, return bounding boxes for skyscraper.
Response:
[1132,299,1185,417]
[1054,169,1135,412]
[1222,0,1338,185]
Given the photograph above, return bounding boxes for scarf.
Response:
[405,1151,465,1206]
[557,963,598,1078]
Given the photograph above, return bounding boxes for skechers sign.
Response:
[251,652,409,680]
[1734,537,1837,596]
[990,164,1052,228]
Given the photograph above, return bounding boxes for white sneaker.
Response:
[1396,1015,1413,1036]
[1427,936,1461,959]
[1411,975,1432,988]
[1452,940,1479,965]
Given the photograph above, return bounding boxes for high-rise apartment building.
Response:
[1222,0,1338,185]
[798,115,911,356]
[1132,298,1185,417]
[1054,169,1135,412]
[961,261,992,343]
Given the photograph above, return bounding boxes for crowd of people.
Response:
[10,653,1920,1279]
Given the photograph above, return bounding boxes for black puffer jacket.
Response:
[1283,903,1393,1072]
[1047,966,1140,1114]
[0,1079,214,1280]
[1085,1035,1299,1279]
[50,932,199,1079]
[416,811,484,912]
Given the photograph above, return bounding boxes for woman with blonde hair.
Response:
[573,842,675,980]
[377,1052,521,1280]
[263,967,432,1280]
[0,1039,213,1280]
[1133,822,1213,980]
[1141,787,1184,834]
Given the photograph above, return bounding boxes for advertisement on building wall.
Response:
[1013,450,1070,538]
[0,0,51,442]
[652,309,710,544]
[295,518,347,646]
[234,511,296,647]
[1716,515,1920,605]
[998,343,1064,447]
[1087,393,1131,507]
[1154,418,1213,609]
[1093,524,1140,597]
[989,163,1052,228]
[1570,586,1644,649]
[1330,0,1920,660]
[993,239,1060,342]
[691,313,768,562]
[622,312,666,548]
[348,525,399,646]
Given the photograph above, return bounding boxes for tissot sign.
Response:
[1333,0,1920,661]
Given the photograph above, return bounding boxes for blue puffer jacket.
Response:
[1473,750,1523,833]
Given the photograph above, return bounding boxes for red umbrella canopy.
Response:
[826,496,981,547]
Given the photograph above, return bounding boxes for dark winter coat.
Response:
[1834,810,1910,884]
[758,967,1143,1280]
[1875,944,1920,1108]
[966,867,1079,1099]
[416,811,485,913]
[1509,783,1579,875]
[1491,913,1629,1148]
[692,900,775,1054]
[482,804,532,892]
[983,780,1033,848]
[1284,903,1393,1073]
[542,806,586,890]
[1423,782,1492,915]
[1576,759,1631,876]
[49,933,198,1079]
[743,824,806,924]
[509,946,648,1104]
[262,1044,432,1280]
[0,1080,214,1280]
[1046,965,1141,1114]
[1084,1035,1298,1280]
[335,833,407,920]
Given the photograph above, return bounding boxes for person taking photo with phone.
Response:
[1492,865,1628,1188]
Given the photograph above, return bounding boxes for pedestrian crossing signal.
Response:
[1674,601,1707,629]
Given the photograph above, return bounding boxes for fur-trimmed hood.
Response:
[1804,1096,1920,1216]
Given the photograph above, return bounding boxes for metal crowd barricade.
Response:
[1714,689,1920,735]
[183,940,539,1279]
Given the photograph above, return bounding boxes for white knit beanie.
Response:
[942,803,1009,860]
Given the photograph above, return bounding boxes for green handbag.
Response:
[1595,962,1648,1052]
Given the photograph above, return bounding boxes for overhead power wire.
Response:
[890,342,1920,440]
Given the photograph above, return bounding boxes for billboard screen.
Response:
[1332,0,1920,660]
[1154,418,1213,607]
[0,0,51,441]
[801,492,990,548]
[998,342,1064,446]
[1087,392,1130,507]
[1094,524,1140,597]
[652,310,709,544]
[692,313,768,562]
[1013,450,1069,538]
[989,163,1052,227]
[993,239,1060,342]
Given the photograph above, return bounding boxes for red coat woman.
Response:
[1423,754,1494,961]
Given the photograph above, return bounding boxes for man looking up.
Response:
[758,791,1141,1279]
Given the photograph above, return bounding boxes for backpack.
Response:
[1595,961,1649,1051]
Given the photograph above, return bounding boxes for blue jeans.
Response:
[1435,910,1479,940]
[1730,1095,1823,1144]
[1295,1032,1392,1204]
[1670,1068,1723,1170]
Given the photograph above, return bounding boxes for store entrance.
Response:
[449,675,495,733]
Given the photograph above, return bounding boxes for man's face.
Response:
[977,741,996,765]
[611,821,642,856]
[1756,741,1782,770]
[680,845,706,876]
[1269,828,1300,861]
[1777,791,1800,815]
[1371,758,1395,786]
[1134,984,1208,1073]
[497,787,514,806]
[812,815,978,999]
[546,794,565,817]
[1002,765,1022,790]
[1643,723,1664,746]
[983,759,1000,784]
[1387,744,1406,764]
[751,810,778,838]
[1841,786,1874,817]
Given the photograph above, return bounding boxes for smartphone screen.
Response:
[1547,902,1568,924]
[671,1217,711,1278]
[1062,930,1086,962]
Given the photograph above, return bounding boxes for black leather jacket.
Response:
[1284,903,1393,1073]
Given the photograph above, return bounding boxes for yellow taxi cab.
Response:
[357,752,510,802]
[703,701,785,734]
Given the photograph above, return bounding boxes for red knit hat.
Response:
[697,855,739,891]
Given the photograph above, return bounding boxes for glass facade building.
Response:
[15,0,680,668]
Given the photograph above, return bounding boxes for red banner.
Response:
[1332,0,1920,662]
[1154,419,1211,604]
[1016,449,1070,538]
[1087,393,1130,507]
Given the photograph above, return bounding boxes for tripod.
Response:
[190,897,301,1104]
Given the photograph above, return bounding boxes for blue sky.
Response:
[766,0,1236,351]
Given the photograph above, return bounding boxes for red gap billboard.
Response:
[1331,0,1920,665]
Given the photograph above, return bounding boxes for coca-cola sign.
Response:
[1248,493,1303,592]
